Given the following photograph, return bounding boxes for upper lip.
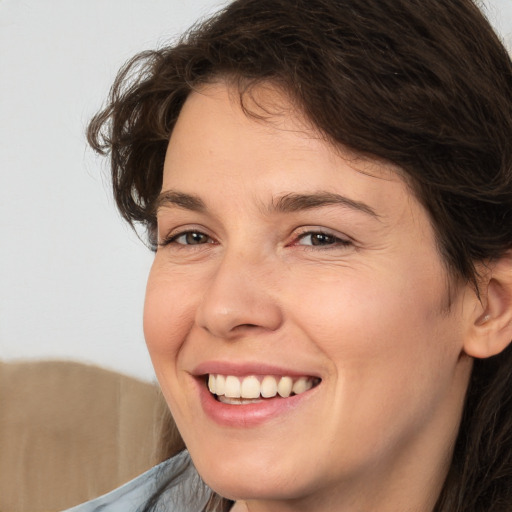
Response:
[192,361,321,379]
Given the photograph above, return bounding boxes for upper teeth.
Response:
[208,374,317,399]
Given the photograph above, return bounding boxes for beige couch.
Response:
[0,360,173,512]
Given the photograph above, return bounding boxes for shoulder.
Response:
[61,451,209,512]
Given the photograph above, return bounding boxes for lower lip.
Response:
[196,378,318,427]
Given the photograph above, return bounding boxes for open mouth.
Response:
[207,374,321,405]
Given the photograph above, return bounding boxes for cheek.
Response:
[289,265,461,422]
[143,265,197,373]
[143,267,203,429]
[291,253,455,353]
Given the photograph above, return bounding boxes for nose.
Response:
[195,251,284,339]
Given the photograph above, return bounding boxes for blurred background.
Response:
[1,0,512,384]
[0,0,225,383]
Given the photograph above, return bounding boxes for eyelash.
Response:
[158,229,352,250]
[292,230,352,249]
[159,230,216,248]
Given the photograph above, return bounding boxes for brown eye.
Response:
[162,230,213,246]
[299,232,339,246]
[182,232,210,245]
[310,233,337,246]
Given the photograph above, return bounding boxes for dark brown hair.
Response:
[88,0,512,510]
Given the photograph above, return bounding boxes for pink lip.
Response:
[191,361,321,428]
[196,379,318,427]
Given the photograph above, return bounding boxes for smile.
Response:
[207,374,321,404]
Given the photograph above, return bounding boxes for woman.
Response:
[72,0,512,510]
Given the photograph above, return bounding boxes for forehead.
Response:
[164,82,401,190]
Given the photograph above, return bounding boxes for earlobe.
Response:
[464,252,512,359]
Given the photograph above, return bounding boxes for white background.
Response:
[1,0,511,383]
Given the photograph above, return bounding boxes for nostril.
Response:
[230,323,266,336]
[224,323,261,334]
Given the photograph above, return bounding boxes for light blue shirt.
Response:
[62,451,211,512]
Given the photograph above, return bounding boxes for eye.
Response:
[295,231,351,247]
[160,230,214,247]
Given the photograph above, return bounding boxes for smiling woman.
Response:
[74,0,512,511]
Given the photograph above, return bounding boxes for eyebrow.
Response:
[269,192,379,218]
[154,190,206,213]
[155,190,379,219]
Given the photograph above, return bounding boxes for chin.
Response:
[189,443,319,502]
[203,472,309,503]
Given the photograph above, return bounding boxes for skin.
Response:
[143,82,478,512]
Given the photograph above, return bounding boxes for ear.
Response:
[464,251,512,359]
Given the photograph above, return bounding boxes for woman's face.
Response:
[144,83,474,510]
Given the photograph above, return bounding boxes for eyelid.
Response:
[157,224,353,249]
[290,227,353,248]
[158,226,215,247]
